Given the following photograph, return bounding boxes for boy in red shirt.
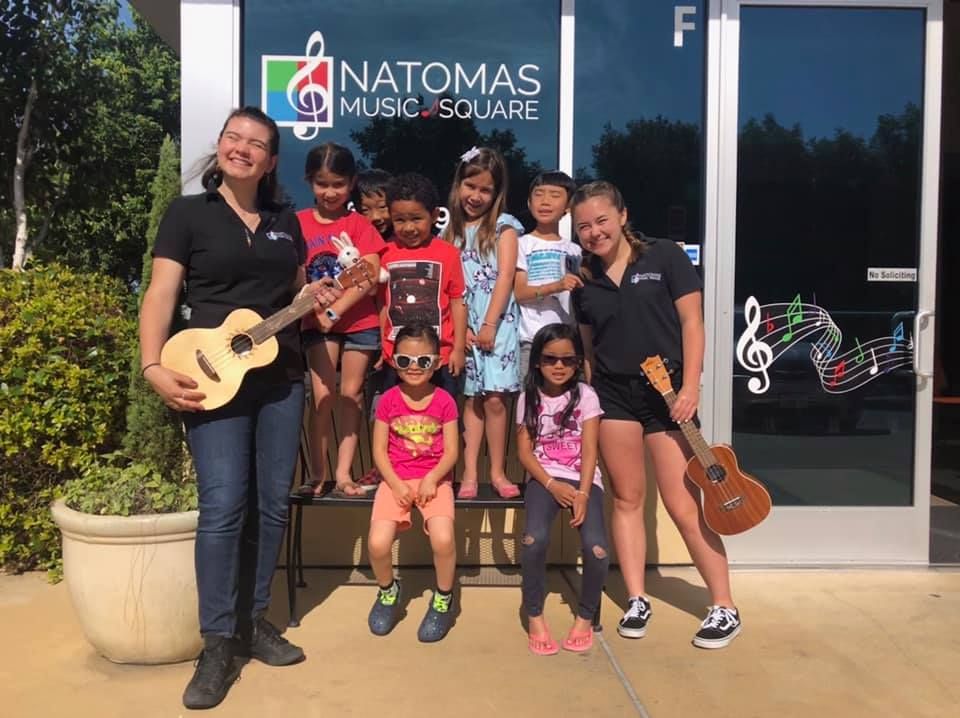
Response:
[378,173,467,395]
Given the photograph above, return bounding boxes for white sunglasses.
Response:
[394,353,439,370]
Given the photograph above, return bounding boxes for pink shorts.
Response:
[371,479,455,533]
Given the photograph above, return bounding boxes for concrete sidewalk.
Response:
[3,567,958,717]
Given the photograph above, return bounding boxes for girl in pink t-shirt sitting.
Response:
[367,322,459,643]
[516,323,609,655]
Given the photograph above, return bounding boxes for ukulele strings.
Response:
[199,262,376,368]
[188,260,377,369]
[667,390,737,504]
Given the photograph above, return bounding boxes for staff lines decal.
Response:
[735,295,912,395]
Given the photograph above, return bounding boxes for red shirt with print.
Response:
[297,209,385,334]
[380,237,465,364]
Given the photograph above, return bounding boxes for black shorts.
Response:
[592,372,700,434]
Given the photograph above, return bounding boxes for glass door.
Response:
[709,0,943,562]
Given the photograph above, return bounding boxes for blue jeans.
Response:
[184,379,304,637]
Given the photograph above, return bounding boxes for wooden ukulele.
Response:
[160,259,375,410]
[640,355,772,535]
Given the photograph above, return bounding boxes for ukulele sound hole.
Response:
[230,333,254,358]
[707,464,727,483]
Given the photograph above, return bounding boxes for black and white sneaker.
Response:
[617,596,652,639]
[693,606,741,649]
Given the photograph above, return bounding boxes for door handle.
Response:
[912,310,934,378]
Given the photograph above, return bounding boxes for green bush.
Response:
[61,135,196,523]
[123,135,187,477]
[0,263,136,572]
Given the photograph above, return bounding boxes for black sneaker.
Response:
[368,580,402,636]
[617,596,652,639]
[693,606,741,649]
[244,616,305,666]
[182,635,242,710]
[417,590,454,643]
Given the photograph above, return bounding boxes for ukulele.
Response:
[160,259,375,410]
[639,355,772,535]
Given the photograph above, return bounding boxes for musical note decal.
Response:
[420,96,440,118]
[829,359,846,387]
[735,294,913,395]
[781,294,803,344]
[734,296,775,394]
[888,322,904,353]
[282,30,334,140]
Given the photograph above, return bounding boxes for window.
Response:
[574,1,706,248]
[243,0,561,220]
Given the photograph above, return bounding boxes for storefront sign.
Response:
[263,30,544,141]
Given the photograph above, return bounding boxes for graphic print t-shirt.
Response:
[376,386,458,481]
[296,209,385,333]
[515,382,604,488]
[516,234,583,342]
[380,238,465,364]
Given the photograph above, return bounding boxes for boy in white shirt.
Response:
[514,171,582,378]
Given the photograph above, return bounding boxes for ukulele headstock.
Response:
[336,259,376,292]
[640,355,673,397]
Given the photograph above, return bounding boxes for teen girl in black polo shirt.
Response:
[572,181,740,649]
[139,107,339,709]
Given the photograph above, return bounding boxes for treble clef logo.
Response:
[286,32,332,140]
[736,295,774,394]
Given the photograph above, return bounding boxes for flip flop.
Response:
[457,481,478,500]
[332,480,365,498]
[528,633,559,656]
[296,480,326,497]
[491,479,521,499]
[562,630,594,653]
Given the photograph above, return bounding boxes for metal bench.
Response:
[283,390,602,631]
[284,436,526,627]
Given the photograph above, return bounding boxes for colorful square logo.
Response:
[261,32,333,139]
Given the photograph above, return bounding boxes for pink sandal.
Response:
[528,632,559,656]
[457,481,478,500]
[491,479,520,499]
[562,630,594,653]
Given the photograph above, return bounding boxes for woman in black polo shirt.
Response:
[139,107,339,709]
[571,181,740,650]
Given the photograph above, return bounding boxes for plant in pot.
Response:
[51,137,202,664]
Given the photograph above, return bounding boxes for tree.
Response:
[1,1,116,269]
[1,2,180,281]
[122,136,186,477]
[589,116,702,243]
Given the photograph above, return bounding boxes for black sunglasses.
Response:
[539,353,580,368]
[394,353,438,370]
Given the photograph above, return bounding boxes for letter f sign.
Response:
[674,6,697,48]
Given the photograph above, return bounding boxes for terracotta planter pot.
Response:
[51,499,202,664]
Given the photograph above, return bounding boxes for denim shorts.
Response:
[302,326,381,351]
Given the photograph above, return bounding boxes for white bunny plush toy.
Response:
[331,232,361,268]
